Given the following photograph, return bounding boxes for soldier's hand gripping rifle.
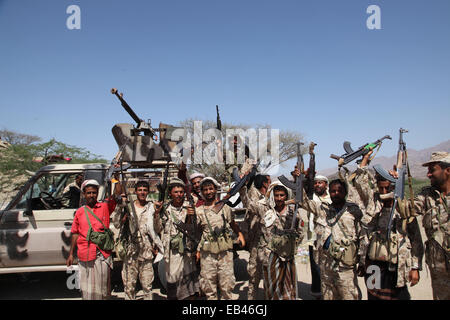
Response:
[213,161,259,213]
[278,142,304,230]
[373,128,413,240]
[174,183,201,246]
[306,142,317,199]
[157,160,171,202]
[330,135,392,166]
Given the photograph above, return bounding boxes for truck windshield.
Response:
[14,172,84,210]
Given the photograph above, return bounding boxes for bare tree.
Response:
[175,118,306,183]
[0,129,41,146]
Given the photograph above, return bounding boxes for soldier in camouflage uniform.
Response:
[112,180,163,300]
[242,174,271,300]
[177,161,205,207]
[153,178,200,300]
[195,177,246,300]
[299,177,365,300]
[352,151,423,300]
[298,175,332,299]
[407,152,450,300]
[240,181,304,300]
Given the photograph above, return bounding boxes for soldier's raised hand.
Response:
[154,201,163,214]
[187,207,195,215]
[291,165,301,178]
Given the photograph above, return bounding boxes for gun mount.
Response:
[110,88,184,167]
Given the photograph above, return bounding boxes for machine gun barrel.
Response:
[111,88,143,126]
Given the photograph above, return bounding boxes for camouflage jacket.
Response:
[353,166,424,287]
[112,201,157,261]
[413,186,449,269]
[338,166,375,211]
[240,186,304,259]
[157,202,196,258]
[301,191,365,268]
[243,186,265,247]
[300,191,332,245]
[196,203,235,251]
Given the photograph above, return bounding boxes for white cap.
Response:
[81,179,100,191]
[189,172,205,181]
[314,175,329,183]
[199,177,221,189]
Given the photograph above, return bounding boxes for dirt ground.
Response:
[0,216,434,300]
[0,248,433,300]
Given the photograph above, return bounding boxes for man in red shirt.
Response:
[66,178,122,300]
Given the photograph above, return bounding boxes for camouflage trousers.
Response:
[429,263,450,300]
[425,241,450,300]
[122,257,154,300]
[320,253,361,300]
[199,250,235,300]
[247,245,267,300]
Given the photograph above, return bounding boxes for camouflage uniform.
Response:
[301,193,332,271]
[240,183,304,300]
[338,166,371,210]
[298,191,331,298]
[243,186,266,300]
[353,166,424,299]
[158,202,200,300]
[196,204,236,300]
[112,202,159,300]
[412,186,449,300]
[301,192,364,300]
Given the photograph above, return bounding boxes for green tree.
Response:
[0,130,106,196]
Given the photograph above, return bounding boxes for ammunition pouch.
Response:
[114,237,127,261]
[202,233,234,254]
[368,232,398,264]
[170,232,185,255]
[328,237,358,267]
[268,229,299,259]
[86,227,115,252]
[84,207,115,252]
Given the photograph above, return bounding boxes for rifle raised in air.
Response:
[213,161,259,213]
[278,142,304,230]
[330,135,392,166]
[216,105,222,132]
[373,128,410,240]
[157,160,171,202]
[306,142,317,199]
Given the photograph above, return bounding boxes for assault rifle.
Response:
[306,142,317,199]
[373,128,411,240]
[213,161,259,213]
[330,135,392,166]
[157,160,171,202]
[216,105,222,131]
[182,182,201,247]
[278,142,304,230]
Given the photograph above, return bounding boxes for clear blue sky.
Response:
[1,0,449,174]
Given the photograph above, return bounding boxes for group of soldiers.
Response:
[67,147,449,301]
